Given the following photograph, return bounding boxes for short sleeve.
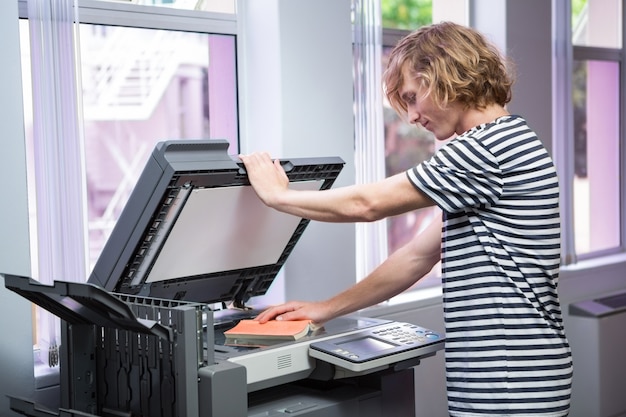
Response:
[407,137,503,213]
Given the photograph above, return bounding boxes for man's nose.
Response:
[407,108,420,125]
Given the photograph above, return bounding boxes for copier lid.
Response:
[88,139,344,306]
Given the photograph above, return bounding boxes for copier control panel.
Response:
[309,322,443,372]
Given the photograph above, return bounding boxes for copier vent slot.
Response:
[277,354,293,370]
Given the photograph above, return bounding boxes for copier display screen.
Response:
[337,336,396,354]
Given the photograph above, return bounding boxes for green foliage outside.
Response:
[571,0,587,27]
[381,0,432,30]
[383,0,587,31]
[571,0,588,109]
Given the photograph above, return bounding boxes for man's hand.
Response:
[255,300,334,326]
[239,152,290,207]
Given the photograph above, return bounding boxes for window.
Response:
[569,0,623,259]
[19,0,238,372]
[366,0,462,292]
[381,0,431,30]
[20,1,238,276]
[571,57,620,255]
[116,0,235,14]
[381,38,442,288]
[78,24,238,267]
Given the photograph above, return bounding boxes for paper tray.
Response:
[3,273,174,340]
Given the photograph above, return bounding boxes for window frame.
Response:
[19,0,237,34]
[554,0,625,266]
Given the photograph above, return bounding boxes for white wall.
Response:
[471,0,553,154]
[238,0,357,303]
[0,2,35,416]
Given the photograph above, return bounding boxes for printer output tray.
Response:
[3,274,176,340]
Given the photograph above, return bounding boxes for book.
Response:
[224,319,312,342]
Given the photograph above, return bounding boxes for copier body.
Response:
[3,139,444,417]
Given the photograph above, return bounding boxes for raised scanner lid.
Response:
[88,139,344,306]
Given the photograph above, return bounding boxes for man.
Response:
[240,21,572,417]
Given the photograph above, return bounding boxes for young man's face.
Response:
[399,65,462,141]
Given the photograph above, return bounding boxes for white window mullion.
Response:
[552,0,577,265]
[352,0,388,280]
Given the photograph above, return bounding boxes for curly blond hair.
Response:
[383,21,514,114]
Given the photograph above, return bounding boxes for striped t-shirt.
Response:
[407,115,573,417]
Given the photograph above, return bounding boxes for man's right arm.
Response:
[255,213,443,324]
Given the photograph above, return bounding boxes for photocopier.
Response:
[4,139,444,417]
